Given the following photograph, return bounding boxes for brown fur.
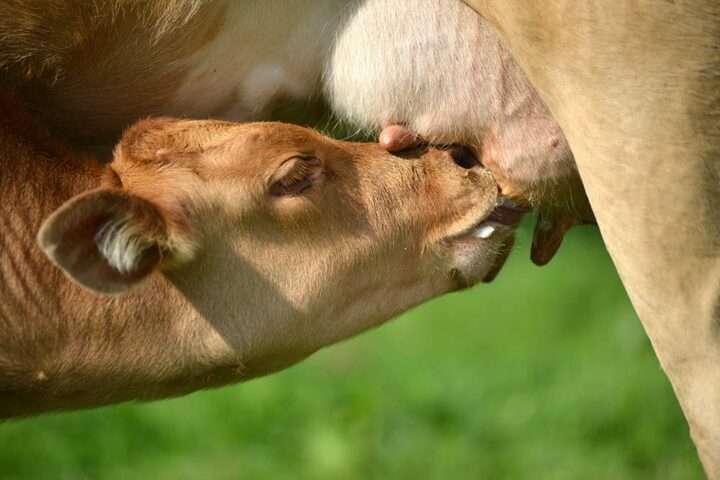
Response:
[0,0,338,156]
[0,0,227,148]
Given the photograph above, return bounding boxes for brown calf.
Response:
[0,95,511,418]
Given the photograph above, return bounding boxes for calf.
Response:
[0,95,511,418]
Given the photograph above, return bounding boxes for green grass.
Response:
[0,221,703,479]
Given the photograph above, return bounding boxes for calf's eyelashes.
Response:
[269,156,324,197]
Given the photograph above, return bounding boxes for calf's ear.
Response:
[38,188,171,294]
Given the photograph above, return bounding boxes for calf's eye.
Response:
[269,156,324,196]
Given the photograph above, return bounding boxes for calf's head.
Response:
[39,119,509,376]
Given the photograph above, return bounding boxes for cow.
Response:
[459,1,719,475]
[358,1,720,474]
[325,2,720,473]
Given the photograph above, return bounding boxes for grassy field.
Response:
[0,221,703,479]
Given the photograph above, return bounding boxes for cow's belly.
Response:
[13,0,347,152]
[168,0,346,121]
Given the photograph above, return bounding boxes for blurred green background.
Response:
[0,221,703,479]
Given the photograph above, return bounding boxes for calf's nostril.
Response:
[448,146,481,170]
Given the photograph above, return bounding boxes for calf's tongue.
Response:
[480,200,529,282]
[487,202,527,225]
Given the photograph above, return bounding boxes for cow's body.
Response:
[461,0,720,475]
[0,1,339,150]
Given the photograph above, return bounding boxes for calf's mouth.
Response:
[440,145,530,283]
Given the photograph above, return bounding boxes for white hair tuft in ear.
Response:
[95,216,156,274]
